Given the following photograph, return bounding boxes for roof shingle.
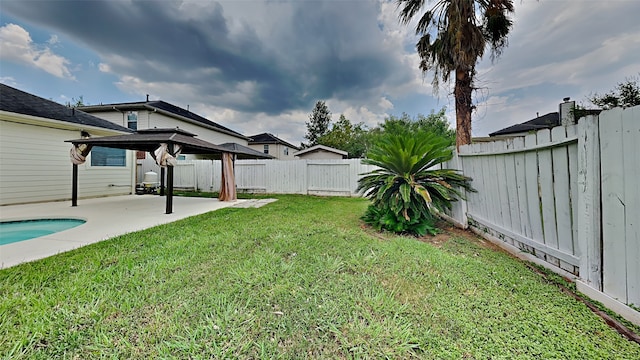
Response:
[0,84,131,133]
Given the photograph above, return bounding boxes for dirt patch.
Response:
[416,221,507,254]
[360,220,511,255]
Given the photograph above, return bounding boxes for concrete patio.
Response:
[0,195,274,269]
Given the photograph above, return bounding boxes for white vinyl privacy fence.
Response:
[137,158,377,197]
[445,106,639,318]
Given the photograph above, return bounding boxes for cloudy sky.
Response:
[1,0,638,144]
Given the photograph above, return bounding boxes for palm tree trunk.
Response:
[455,68,473,149]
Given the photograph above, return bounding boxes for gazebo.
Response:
[66,128,272,214]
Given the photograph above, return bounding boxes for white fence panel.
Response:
[577,115,602,289]
[551,126,576,272]
[267,160,307,194]
[459,126,581,274]
[174,162,197,190]
[236,160,267,193]
[308,160,352,196]
[600,106,640,306]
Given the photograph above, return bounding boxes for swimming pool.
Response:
[0,218,86,245]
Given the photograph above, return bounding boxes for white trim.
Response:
[0,110,129,136]
[294,144,347,157]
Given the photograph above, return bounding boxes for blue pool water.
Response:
[0,219,86,245]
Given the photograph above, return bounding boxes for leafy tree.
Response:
[589,75,640,109]
[368,108,455,148]
[303,100,332,147]
[358,131,474,236]
[317,114,369,158]
[397,0,515,149]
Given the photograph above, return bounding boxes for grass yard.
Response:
[1,195,639,359]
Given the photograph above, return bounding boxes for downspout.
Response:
[147,107,157,129]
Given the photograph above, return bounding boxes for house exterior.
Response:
[78,99,250,158]
[0,84,134,206]
[293,144,347,160]
[489,98,601,138]
[489,112,560,138]
[247,133,300,160]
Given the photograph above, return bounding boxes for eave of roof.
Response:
[489,112,560,137]
[0,110,131,136]
[0,84,132,133]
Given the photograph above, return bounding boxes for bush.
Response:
[357,131,474,236]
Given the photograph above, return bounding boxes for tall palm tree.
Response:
[397,0,514,149]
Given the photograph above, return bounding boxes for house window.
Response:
[263,144,269,154]
[91,146,126,167]
[127,111,138,130]
[284,147,289,156]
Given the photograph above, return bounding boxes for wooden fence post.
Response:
[577,114,602,290]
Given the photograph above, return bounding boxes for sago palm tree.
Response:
[357,131,474,235]
[397,0,514,149]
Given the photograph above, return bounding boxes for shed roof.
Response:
[293,144,348,157]
[0,84,131,133]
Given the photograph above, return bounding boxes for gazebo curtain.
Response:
[219,152,237,201]
[70,143,92,165]
[152,143,182,167]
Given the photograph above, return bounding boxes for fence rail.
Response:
[456,125,580,275]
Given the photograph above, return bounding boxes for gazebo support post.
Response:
[72,163,78,207]
[160,167,166,196]
[166,144,174,214]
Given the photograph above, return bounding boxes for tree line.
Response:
[302,100,455,159]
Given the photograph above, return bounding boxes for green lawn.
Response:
[1,195,638,359]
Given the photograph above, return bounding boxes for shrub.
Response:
[357,131,474,236]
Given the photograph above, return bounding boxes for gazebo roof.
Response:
[66,128,271,158]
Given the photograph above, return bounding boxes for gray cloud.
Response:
[4,0,638,142]
[2,0,411,116]
[473,0,640,135]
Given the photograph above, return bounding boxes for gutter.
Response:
[0,110,130,136]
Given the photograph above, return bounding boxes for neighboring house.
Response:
[489,112,560,138]
[247,133,300,160]
[294,145,347,160]
[0,84,134,206]
[78,99,250,159]
[489,98,601,138]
